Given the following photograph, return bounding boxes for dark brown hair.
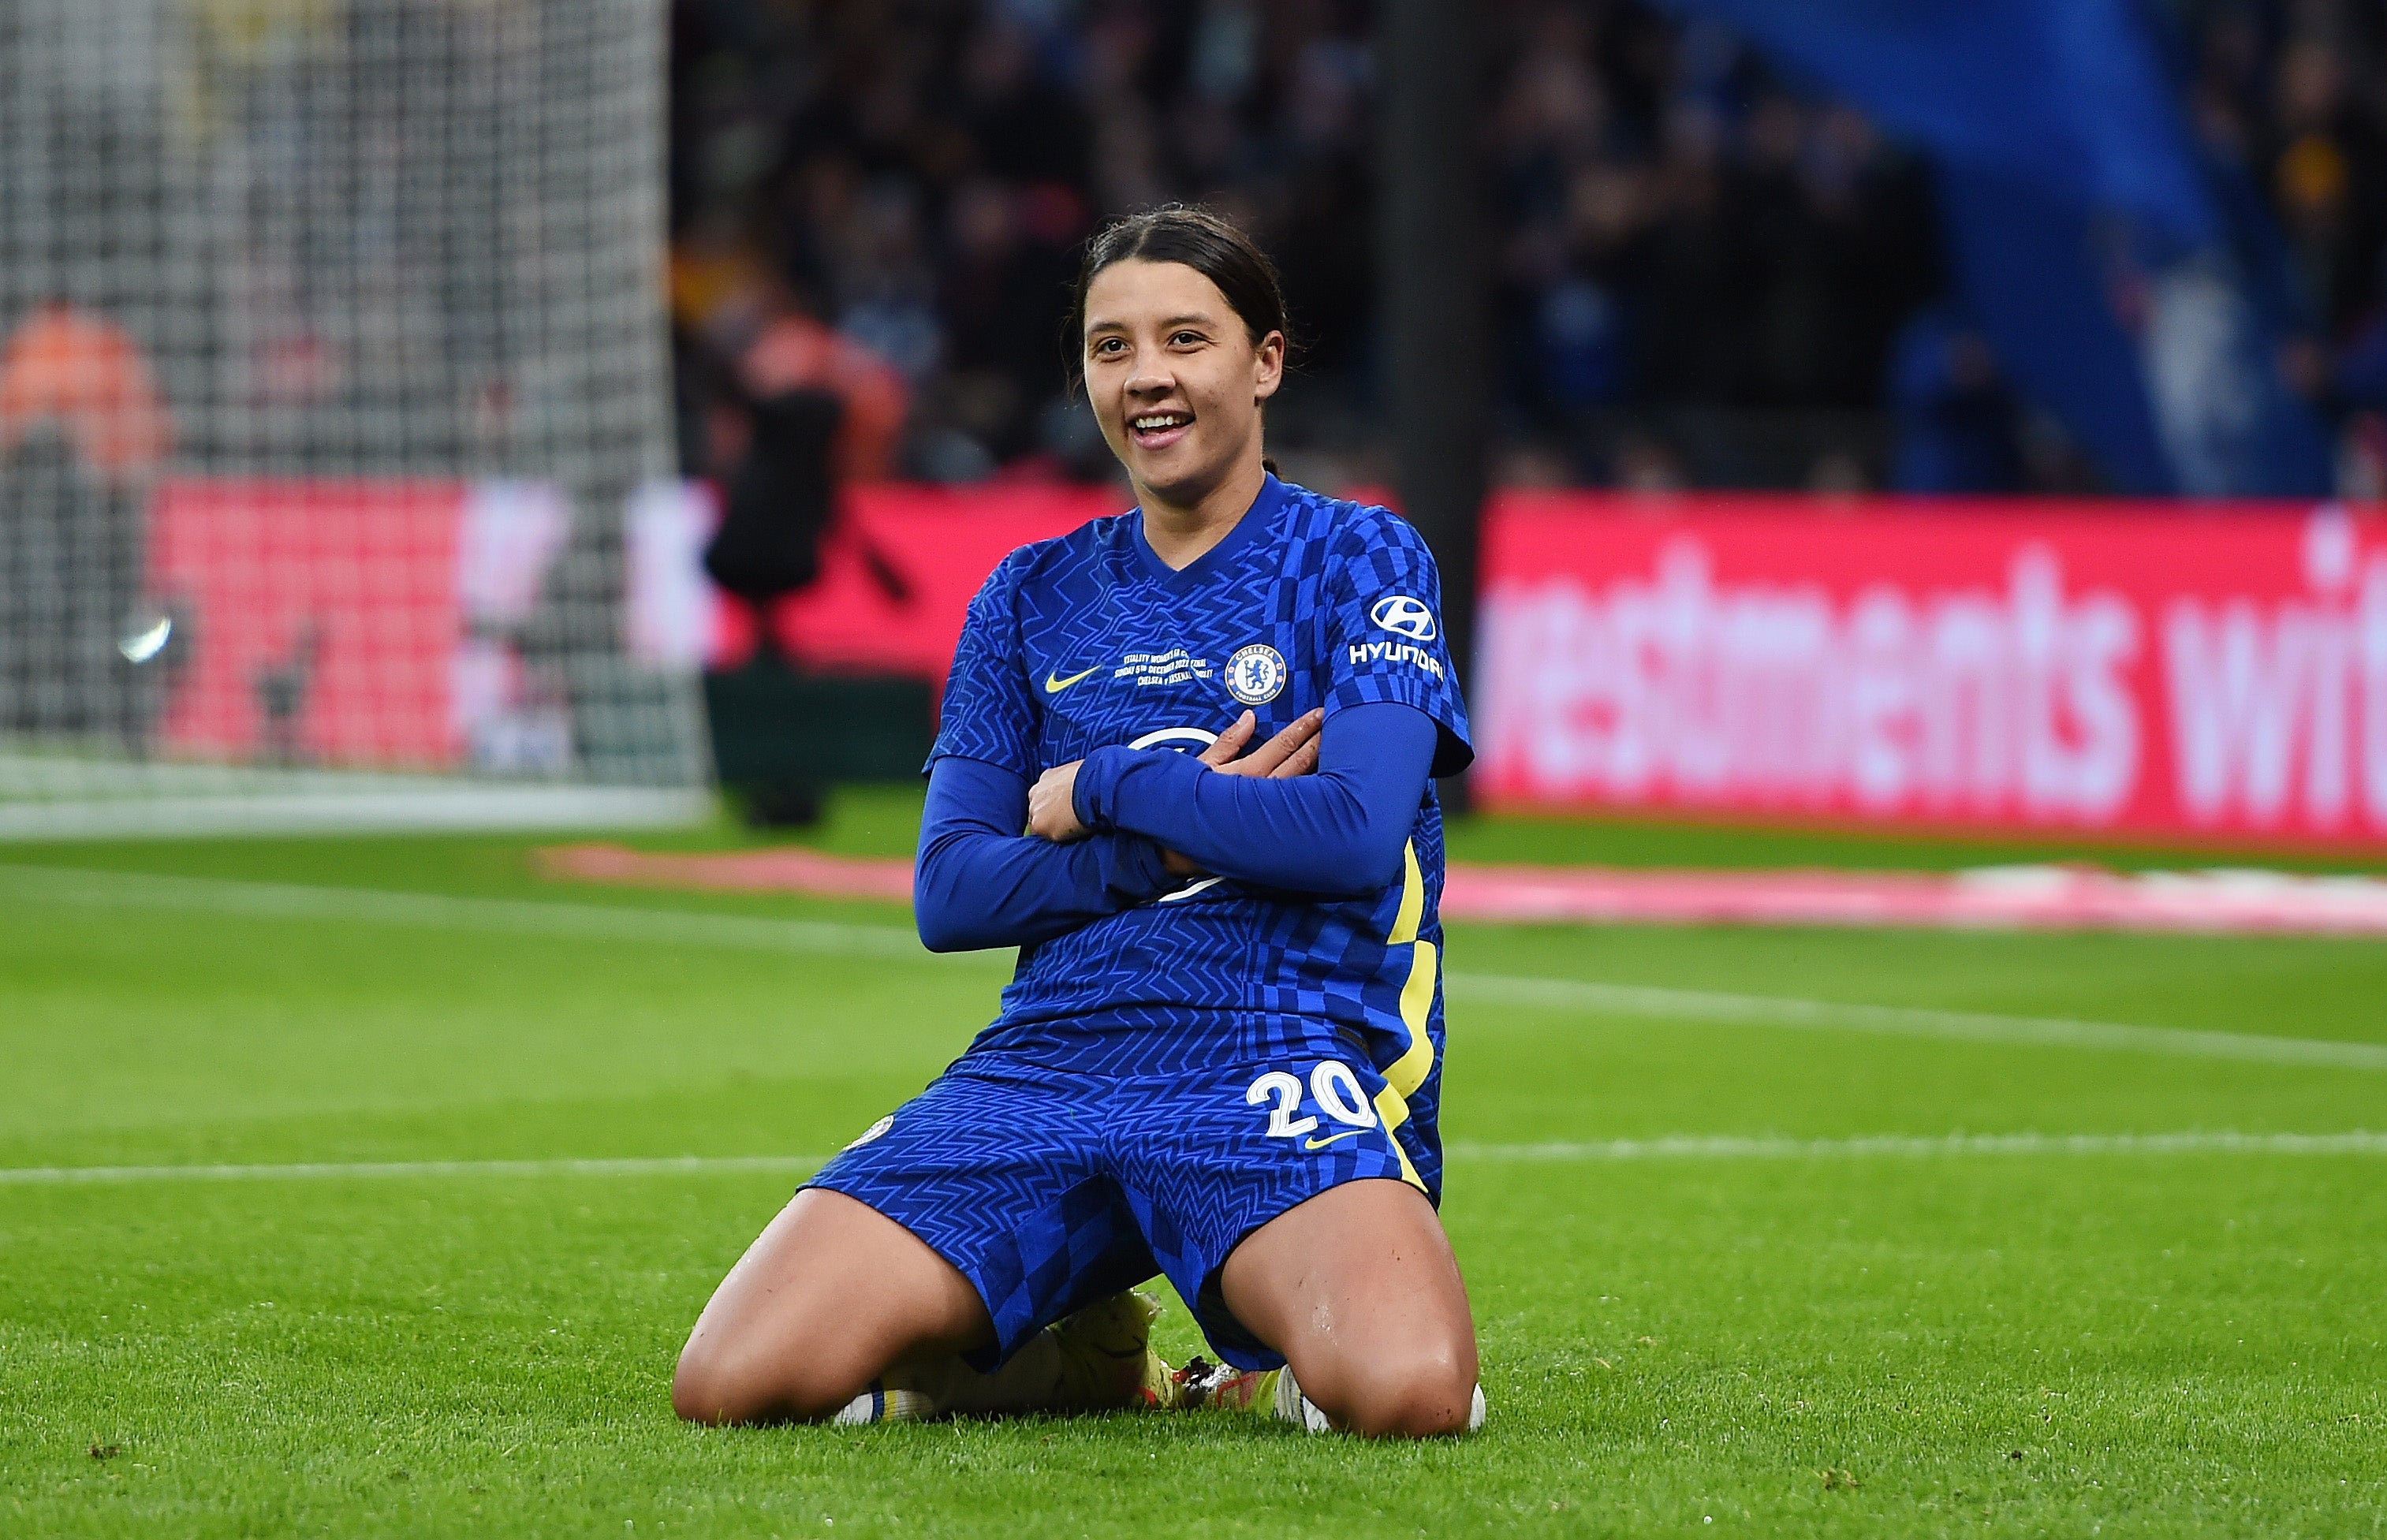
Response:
[1068,203,1294,441]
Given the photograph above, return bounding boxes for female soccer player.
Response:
[673,205,1481,1437]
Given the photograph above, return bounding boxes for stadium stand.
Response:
[666,0,2387,498]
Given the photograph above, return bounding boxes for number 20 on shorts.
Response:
[1247,1061,1379,1142]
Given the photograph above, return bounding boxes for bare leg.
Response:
[672,1188,991,1424]
[1218,1178,1479,1437]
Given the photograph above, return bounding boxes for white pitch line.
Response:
[1445,1129,2387,1161]
[1442,971,2387,1071]
[6,863,2383,1070]
[0,862,969,965]
[3,1130,2381,1187]
[0,788,711,841]
[0,1154,828,1187]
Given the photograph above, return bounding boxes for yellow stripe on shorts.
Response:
[1373,841,1437,1193]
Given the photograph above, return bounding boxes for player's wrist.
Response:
[1071,744,1136,831]
[1102,833,1178,902]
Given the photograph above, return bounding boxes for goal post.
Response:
[0,2,709,838]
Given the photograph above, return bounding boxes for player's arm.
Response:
[912,754,1179,952]
[1047,701,1437,898]
[926,709,1327,948]
[916,545,1184,953]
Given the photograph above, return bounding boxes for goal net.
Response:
[0,2,708,838]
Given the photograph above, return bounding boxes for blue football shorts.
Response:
[802,1050,1436,1371]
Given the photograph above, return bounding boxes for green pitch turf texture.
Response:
[4,789,2383,1538]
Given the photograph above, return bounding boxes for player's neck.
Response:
[1135,456,1269,572]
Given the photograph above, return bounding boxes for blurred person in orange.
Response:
[735,285,909,485]
[672,232,909,487]
[0,300,173,487]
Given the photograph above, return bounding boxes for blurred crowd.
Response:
[2191,0,2387,496]
[668,0,2387,496]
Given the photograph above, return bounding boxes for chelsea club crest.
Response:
[1225,643,1287,705]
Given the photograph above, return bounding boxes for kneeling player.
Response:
[673,206,1482,1437]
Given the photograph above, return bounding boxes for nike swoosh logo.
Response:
[1304,1129,1367,1151]
[1043,666,1102,694]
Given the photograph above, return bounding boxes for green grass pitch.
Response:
[4,789,2384,1536]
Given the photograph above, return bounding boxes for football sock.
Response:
[1169,1361,1300,1420]
[1046,1288,1177,1411]
[1171,1363,1489,1434]
[830,1291,1174,1424]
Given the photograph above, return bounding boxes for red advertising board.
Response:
[148,480,467,766]
[147,479,573,770]
[634,481,2387,849]
[1475,494,2387,849]
[627,481,1122,689]
[774,483,1121,690]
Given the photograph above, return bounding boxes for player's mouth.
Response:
[1128,410,1193,452]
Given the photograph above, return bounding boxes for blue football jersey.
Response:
[927,474,1472,1182]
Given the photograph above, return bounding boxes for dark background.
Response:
[666,0,2387,499]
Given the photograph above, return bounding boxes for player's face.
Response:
[1081,259,1284,506]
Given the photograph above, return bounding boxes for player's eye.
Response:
[1090,336,1125,356]
[1170,330,1204,348]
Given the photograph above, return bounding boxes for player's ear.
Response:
[1252,329,1285,404]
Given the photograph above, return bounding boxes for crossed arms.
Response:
[913,702,1438,953]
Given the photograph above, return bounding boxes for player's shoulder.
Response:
[973,506,1138,603]
[1273,479,1438,578]
[1273,479,1423,548]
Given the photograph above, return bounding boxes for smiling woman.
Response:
[672,206,1483,1440]
[1070,208,1289,569]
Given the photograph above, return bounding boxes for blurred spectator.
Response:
[2185,0,2387,495]
[1887,308,2023,494]
[735,282,909,484]
[0,300,172,487]
[936,177,1084,461]
[669,0,2387,496]
[0,302,162,742]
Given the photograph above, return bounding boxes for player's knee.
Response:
[671,1337,855,1426]
[669,1341,738,1423]
[1347,1365,1478,1438]
[671,1338,763,1424]
[1315,1346,1479,1438]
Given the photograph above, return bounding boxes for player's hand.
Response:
[1202,707,1323,779]
[1027,759,1089,842]
[1158,709,1327,875]
[1192,709,1258,768]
